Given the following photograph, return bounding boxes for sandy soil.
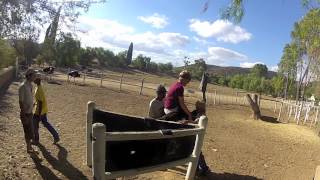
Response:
[0,79,320,180]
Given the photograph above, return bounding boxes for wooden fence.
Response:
[275,100,319,126]
[86,101,208,180]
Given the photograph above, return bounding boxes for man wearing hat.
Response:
[148,85,167,119]
[33,73,60,145]
[19,69,37,153]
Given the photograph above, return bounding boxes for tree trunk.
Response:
[246,94,261,120]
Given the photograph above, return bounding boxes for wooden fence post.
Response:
[86,101,95,167]
[83,71,86,84]
[277,101,283,122]
[214,90,217,105]
[303,104,311,125]
[312,107,319,127]
[297,102,303,125]
[100,71,103,87]
[119,74,124,91]
[15,57,19,78]
[186,116,208,180]
[288,104,293,122]
[92,123,106,180]
[140,78,144,95]
[67,68,70,82]
[236,92,239,105]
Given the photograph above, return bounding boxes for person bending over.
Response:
[164,70,192,123]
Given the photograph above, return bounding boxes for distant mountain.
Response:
[205,64,277,78]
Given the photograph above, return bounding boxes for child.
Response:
[186,100,211,176]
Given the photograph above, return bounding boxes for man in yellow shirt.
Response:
[33,74,60,144]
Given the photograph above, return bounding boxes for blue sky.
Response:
[71,0,308,71]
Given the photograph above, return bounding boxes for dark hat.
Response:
[25,68,36,77]
[156,85,167,93]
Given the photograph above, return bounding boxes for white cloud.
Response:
[269,65,278,72]
[239,62,264,68]
[208,47,248,61]
[189,19,252,44]
[169,47,249,66]
[75,16,189,54]
[49,16,257,67]
[138,13,169,29]
[193,36,215,45]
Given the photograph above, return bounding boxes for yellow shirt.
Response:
[34,85,48,115]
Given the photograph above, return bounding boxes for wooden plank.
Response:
[105,157,195,179]
[86,101,95,167]
[92,123,106,180]
[105,128,204,141]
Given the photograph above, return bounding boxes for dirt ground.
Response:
[0,79,320,180]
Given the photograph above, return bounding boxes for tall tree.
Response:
[0,0,105,39]
[126,42,133,66]
[250,64,268,78]
[55,33,81,67]
[290,8,320,101]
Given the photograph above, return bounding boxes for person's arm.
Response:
[18,87,25,114]
[35,88,43,116]
[178,96,192,122]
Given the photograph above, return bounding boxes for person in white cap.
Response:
[19,68,37,153]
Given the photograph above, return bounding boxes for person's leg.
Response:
[202,91,206,103]
[20,113,34,152]
[197,152,210,174]
[40,114,59,142]
[32,115,40,144]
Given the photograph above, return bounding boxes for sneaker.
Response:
[27,148,39,154]
[31,141,39,146]
[196,168,210,177]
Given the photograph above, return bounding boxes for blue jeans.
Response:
[33,114,59,143]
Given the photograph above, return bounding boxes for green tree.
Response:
[158,63,173,73]
[250,64,268,77]
[272,76,285,97]
[116,51,129,67]
[0,1,104,39]
[126,42,133,66]
[290,9,320,101]
[230,74,244,89]
[55,33,81,67]
[132,54,151,70]
[79,47,94,67]
[0,39,16,68]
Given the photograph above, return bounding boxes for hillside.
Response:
[206,64,277,78]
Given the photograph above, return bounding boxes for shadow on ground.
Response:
[169,166,262,180]
[33,143,88,180]
[260,115,279,124]
[197,171,262,180]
